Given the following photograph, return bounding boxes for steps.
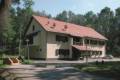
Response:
[3,57,20,65]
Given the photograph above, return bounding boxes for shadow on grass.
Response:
[35,67,112,80]
[75,61,120,80]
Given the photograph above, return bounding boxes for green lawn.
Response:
[22,59,33,64]
[0,59,8,68]
[75,61,120,79]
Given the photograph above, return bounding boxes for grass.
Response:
[0,59,8,68]
[75,61,120,79]
[22,59,33,64]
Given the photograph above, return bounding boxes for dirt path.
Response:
[0,65,114,80]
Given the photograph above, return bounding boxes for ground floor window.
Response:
[55,49,69,58]
[81,51,102,58]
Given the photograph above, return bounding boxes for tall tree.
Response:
[55,11,68,22]
[33,10,52,18]
[55,10,86,25]
[84,11,97,28]
[0,0,11,47]
[97,7,114,36]
[10,0,34,45]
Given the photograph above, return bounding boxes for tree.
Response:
[97,7,114,36]
[0,0,11,49]
[0,0,11,34]
[84,11,97,28]
[33,10,52,18]
[55,10,86,25]
[55,11,68,22]
[10,0,34,45]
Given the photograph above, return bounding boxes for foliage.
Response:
[22,59,33,64]
[0,0,11,47]
[0,59,8,68]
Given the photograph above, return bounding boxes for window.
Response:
[55,49,69,56]
[90,40,97,45]
[85,39,89,44]
[32,25,35,31]
[73,37,81,42]
[73,37,82,45]
[99,41,105,45]
[56,35,68,42]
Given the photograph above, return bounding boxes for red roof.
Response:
[72,45,92,51]
[33,15,107,40]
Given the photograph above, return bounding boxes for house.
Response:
[24,15,108,60]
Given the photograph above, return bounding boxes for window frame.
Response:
[56,35,68,42]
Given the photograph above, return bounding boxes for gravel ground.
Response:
[0,64,115,80]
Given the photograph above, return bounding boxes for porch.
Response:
[72,46,102,60]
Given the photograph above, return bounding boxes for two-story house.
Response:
[24,15,108,60]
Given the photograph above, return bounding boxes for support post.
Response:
[26,39,29,61]
[69,37,73,59]
[19,25,22,57]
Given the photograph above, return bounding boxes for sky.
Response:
[32,0,120,17]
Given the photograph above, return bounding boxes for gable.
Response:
[25,18,45,36]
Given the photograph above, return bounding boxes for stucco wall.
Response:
[46,32,70,59]
[26,19,47,59]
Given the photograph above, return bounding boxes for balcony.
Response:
[73,41,83,45]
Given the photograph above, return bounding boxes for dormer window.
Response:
[64,25,68,29]
[33,25,35,31]
[53,23,56,26]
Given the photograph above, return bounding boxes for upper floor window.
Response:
[85,39,90,44]
[99,41,105,45]
[73,37,82,45]
[55,49,69,56]
[56,35,68,42]
[73,37,81,42]
[91,40,97,45]
[32,25,35,31]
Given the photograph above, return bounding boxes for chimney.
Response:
[46,21,49,25]
[53,23,56,26]
[64,24,68,29]
[62,24,68,31]
[50,22,56,29]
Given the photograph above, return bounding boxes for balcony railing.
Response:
[73,42,83,45]
[73,41,105,46]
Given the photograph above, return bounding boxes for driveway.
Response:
[32,58,120,64]
[0,65,114,80]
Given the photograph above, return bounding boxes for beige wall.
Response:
[46,32,70,59]
[26,19,47,59]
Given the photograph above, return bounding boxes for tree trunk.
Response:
[0,0,11,46]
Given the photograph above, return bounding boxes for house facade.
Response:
[24,15,108,60]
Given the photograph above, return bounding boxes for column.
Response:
[69,37,73,59]
[82,38,85,46]
[89,39,90,45]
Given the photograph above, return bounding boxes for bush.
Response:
[81,66,99,72]
[22,60,32,64]
[22,45,40,58]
